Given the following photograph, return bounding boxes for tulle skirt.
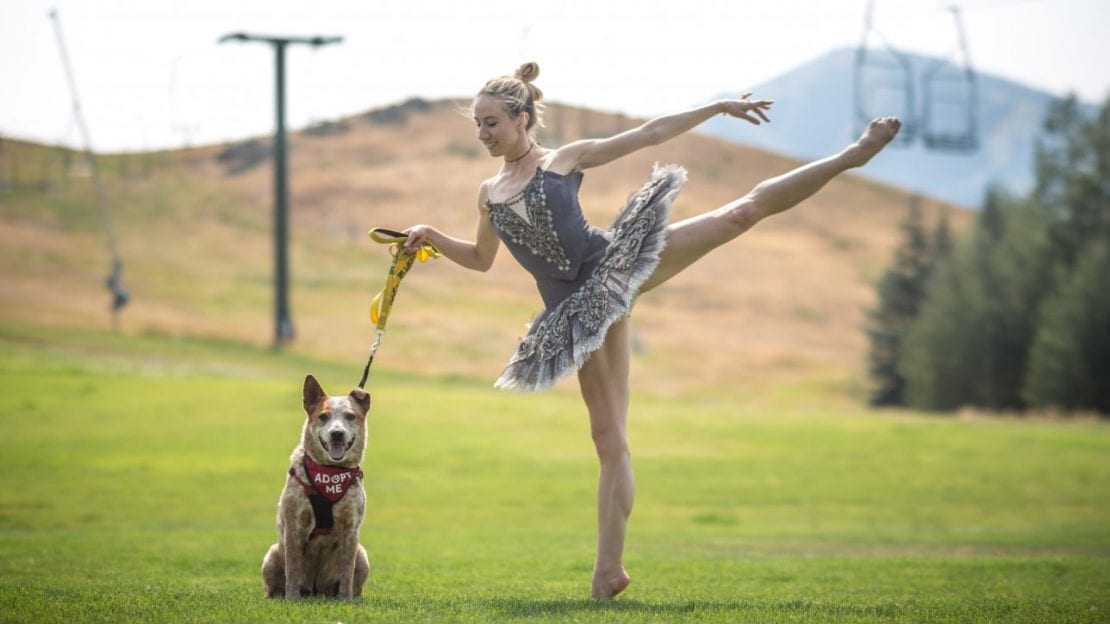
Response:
[494,164,686,392]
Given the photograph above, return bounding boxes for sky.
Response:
[2,0,1108,153]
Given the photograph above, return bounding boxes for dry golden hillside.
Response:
[0,99,967,404]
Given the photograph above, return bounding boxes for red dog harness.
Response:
[289,456,363,537]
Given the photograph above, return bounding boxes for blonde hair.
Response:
[477,62,545,131]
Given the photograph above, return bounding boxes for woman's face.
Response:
[473,94,527,158]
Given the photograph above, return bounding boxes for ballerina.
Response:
[402,62,900,599]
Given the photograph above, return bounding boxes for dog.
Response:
[262,375,371,599]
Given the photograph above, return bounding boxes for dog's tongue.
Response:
[327,440,346,461]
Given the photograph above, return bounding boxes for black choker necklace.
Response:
[506,142,535,164]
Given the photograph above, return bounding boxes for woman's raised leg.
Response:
[641,117,901,293]
[577,316,634,599]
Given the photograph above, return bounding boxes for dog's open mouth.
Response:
[320,436,354,461]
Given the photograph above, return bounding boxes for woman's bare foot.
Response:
[843,116,902,167]
[590,569,631,600]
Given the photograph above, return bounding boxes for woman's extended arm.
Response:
[402,183,500,272]
[551,94,772,172]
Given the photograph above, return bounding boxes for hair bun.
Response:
[514,62,540,84]
[513,62,543,103]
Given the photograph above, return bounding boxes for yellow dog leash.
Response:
[359,227,441,389]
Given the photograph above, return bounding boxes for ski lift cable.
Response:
[885,0,1048,17]
[48,9,129,319]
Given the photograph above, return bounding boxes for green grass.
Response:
[0,323,1108,623]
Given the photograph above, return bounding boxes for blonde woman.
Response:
[403,62,900,599]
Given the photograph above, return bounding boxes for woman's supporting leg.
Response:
[641,117,901,293]
[569,118,901,598]
[577,316,634,599]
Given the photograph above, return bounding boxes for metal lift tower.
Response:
[219,32,343,349]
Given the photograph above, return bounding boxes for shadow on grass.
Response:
[480,597,907,620]
[493,598,716,616]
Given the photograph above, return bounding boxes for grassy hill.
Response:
[0,99,967,403]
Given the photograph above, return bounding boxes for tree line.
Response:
[868,94,1110,415]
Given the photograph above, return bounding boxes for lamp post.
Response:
[219,32,343,348]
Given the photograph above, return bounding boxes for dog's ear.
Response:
[303,375,326,414]
[348,387,371,416]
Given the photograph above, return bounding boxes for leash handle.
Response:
[368,227,409,243]
[368,227,442,262]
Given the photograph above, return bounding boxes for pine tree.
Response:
[900,199,1054,411]
[933,207,953,258]
[1034,95,1110,267]
[1024,241,1110,414]
[1019,94,1110,413]
[867,198,933,406]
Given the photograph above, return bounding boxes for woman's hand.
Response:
[403,224,436,253]
[719,93,773,125]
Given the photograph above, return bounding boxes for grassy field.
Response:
[0,321,1107,623]
[2,100,1101,623]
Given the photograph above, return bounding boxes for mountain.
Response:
[701,47,1097,208]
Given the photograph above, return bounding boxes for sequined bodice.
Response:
[486,168,607,292]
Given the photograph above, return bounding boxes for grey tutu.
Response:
[495,164,686,391]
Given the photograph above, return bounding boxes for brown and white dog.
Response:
[262,375,371,599]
